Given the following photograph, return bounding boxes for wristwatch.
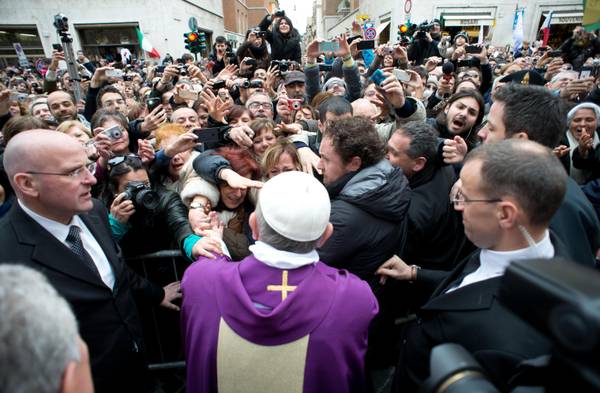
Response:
[190,201,206,210]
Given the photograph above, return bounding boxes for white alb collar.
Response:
[249,241,319,269]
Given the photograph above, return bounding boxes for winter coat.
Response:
[318,159,411,293]
[258,15,302,63]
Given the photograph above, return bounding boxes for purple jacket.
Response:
[181,254,378,393]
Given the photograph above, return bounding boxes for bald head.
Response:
[4,130,83,180]
[4,129,95,223]
[352,98,379,121]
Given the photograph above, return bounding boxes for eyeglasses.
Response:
[107,154,142,171]
[248,102,272,110]
[461,72,480,79]
[450,189,502,208]
[26,166,90,179]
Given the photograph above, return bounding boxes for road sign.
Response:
[188,17,198,31]
[364,27,377,40]
[13,43,29,68]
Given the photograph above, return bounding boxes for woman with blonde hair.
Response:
[260,139,302,179]
[56,120,93,144]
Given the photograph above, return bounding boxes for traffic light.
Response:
[397,23,415,41]
[198,32,207,52]
[184,31,201,53]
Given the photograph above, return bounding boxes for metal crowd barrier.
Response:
[126,250,189,391]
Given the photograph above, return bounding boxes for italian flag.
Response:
[540,11,553,46]
[136,27,160,58]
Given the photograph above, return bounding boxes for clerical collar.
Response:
[452,230,554,292]
[249,241,319,270]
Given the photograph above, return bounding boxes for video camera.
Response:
[422,259,600,393]
[53,14,69,33]
[416,21,435,39]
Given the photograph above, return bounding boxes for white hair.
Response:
[0,265,80,393]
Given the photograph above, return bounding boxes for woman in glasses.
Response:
[102,154,222,260]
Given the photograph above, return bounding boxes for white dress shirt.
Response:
[447,230,554,293]
[19,200,116,290]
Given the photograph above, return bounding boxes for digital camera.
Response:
[103,125,123,140]
[287,98,303,111]
[271,60,290,72]
[123,181,159,210]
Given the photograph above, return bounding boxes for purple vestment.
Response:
[181,254,378,393]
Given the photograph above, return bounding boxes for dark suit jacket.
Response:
[394,235,572,393]
[0,199,164,393]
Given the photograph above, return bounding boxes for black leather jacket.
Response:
[113,187,194,259]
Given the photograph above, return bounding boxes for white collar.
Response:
[450,230,554,292]
[18,199,81,242]
[249,241,319,269]
[479,230,554,275]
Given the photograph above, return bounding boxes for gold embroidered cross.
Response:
[267,270,297,300]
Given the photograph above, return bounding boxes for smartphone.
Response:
[192,127,222,144]
[52,43,63,52]
[465,45,482,54]
[179,89,199,100]
[579,66,593,79]
[146,97,162,113]
[393,69,411,83]
[155,65,166,73]
[212,80,226,90]
[105,69,123,78]
[103,125,123,140]
[370,69,387,86]
[245,58,257,66]
[319,41,340,53]
[319,63,333,72]
[548,50,563,58]
[357,40,375,50]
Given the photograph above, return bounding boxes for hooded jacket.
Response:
[318,160,411,292]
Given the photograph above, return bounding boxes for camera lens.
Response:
[135,189,160,210]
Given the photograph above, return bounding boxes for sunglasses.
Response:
[107,154,142,171]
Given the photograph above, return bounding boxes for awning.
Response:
[376,22,390,37]
[543,11,584,25]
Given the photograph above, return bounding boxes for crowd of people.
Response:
[1,9,600,393]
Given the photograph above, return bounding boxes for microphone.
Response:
[442,61,454,81]
[441,61,455,98]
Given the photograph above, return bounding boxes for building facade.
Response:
[309,0,584,48]
[0,0,225,66]
[222,0,278,49]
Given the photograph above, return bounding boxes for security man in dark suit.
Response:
[0,130,181,393]
[378,140,573,392]
[477,83,600,266]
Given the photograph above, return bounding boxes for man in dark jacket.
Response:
[0,130,181,393]
[378,139,573,393]
[317,116,411,379]
[317,116,410,290]
[386,121,472,273]
[208,35,228,76]
[407,23,441,66]
[558,25,600,71]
